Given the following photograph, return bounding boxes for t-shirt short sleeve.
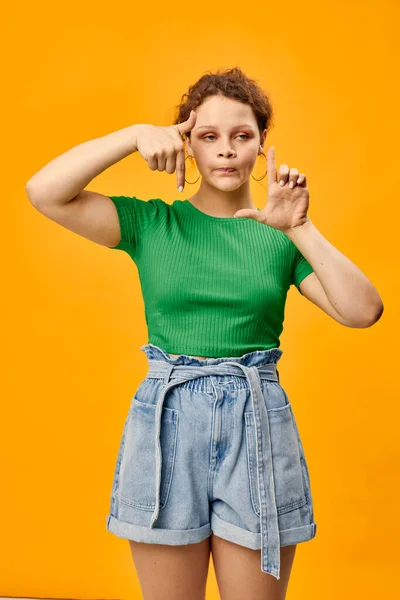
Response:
[291,247,314,295]
[108,195,159,260]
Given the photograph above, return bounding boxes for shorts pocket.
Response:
[115,397,179,512]
[245,403,307,517]
[289,407,315,514]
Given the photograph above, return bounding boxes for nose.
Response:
[218,148,237,157]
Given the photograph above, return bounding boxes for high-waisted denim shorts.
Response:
[106,343,317,580]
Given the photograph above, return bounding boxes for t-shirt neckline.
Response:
[182,199,261,222]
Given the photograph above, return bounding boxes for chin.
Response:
[209,175,242,187]
[212,183,241,191]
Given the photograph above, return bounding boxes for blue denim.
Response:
[106,343,317,580]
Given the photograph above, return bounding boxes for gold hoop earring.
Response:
[251,151,267,181]
[185,155,200,184]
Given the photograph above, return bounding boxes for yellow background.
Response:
[2,0,398,598]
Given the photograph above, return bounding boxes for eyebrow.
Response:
[195,124,255,131]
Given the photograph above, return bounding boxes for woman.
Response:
[26,67,383,599]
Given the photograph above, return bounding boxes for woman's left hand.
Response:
[233,146,310,233]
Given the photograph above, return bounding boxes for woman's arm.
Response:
[286,219,384,327]
[26,125,139,208]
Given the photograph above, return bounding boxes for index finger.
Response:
[175,147,185,192]
[267,146,277,184]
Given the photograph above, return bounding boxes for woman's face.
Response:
[186,94,267,190]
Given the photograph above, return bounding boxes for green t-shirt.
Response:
[108,196,314,357]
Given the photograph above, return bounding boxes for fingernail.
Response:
[178,185,183,193]
[280,180,285,186]
[289,181,294,188]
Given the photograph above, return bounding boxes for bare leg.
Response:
[211,534,297,600]
[129,536,212,600]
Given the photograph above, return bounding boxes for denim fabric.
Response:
[106,343,317,580]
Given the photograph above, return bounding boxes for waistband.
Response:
[141,345,284,580]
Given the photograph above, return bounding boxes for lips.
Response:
[216,168,236,173]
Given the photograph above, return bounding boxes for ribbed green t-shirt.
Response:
[108,195,314,357]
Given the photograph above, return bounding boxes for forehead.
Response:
[195,95,256,126]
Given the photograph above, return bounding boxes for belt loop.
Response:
[162,364,174,388]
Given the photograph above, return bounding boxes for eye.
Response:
[203,134,249,141]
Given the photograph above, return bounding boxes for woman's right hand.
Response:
[133,111,197,192]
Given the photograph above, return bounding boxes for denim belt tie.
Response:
[145,359,282,580]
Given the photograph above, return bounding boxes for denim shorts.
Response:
[106,343,317,580]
